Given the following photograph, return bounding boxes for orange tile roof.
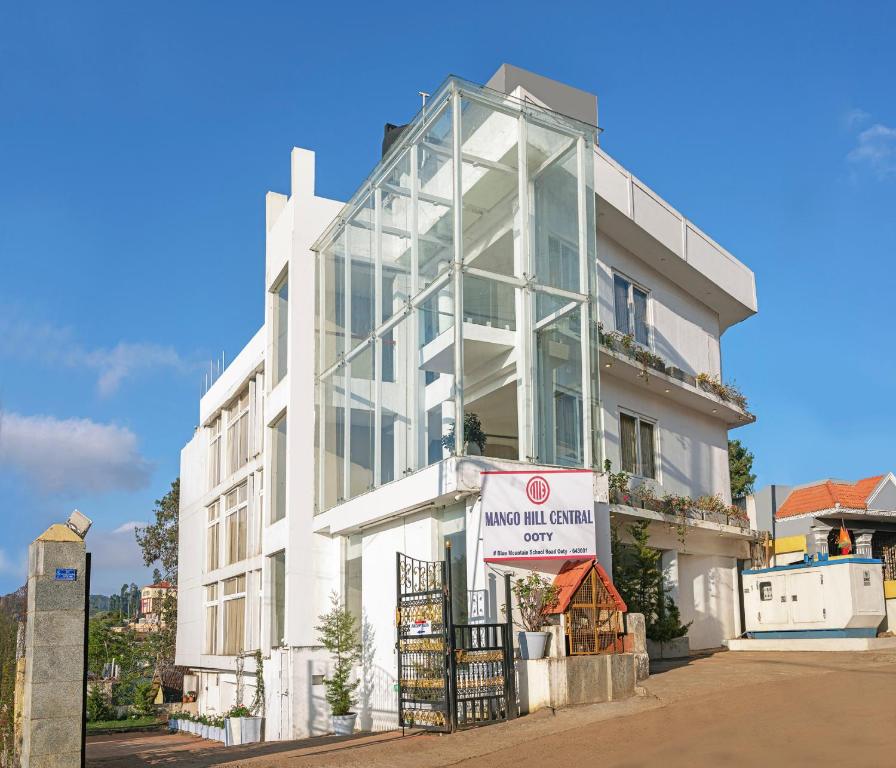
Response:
[545,559,627,614]
[776,476,884,519]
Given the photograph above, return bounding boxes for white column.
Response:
[661,549,680,605]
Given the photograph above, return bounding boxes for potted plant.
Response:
[211,715,227,742]
[511,572,559,660]
[315,592,362,735]
[441,412,487,456]
[225,705,252,745]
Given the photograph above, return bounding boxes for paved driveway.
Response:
[88,650,896,767]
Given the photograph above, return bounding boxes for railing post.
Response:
[504,572,518,720]
[445,540,456,732]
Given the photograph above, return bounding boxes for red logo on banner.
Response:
[526,475,550,505]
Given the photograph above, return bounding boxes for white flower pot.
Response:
[518,631,550,659]
[240,716,263,744]
[331,713,357,736]
[168,719,177,732]
[200,724,209,739]
[226,717,241,745]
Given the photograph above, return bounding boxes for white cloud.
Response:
[0,316,193,396]
[844,107,871,129]
[0,411,153,495]
[85,527,153,594]
[112,520,147,535]
[846,113,896,179]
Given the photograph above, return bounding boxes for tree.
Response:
[728,439,756,500]
[135,479,180,583]
[315,593,361,717]
[611,520,689,643]
[152,568,162,585]
[136,479,180,675]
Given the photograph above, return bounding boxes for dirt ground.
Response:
[87,650,896,768]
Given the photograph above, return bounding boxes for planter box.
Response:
[227,716,263,745]
[646,636,690,660]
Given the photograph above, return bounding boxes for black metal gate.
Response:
[397,547,516,733]
[396,553,451,732]
[451,623,514,728]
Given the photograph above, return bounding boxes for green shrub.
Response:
[87,685,112,723]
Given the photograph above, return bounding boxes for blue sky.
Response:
[1,2,894,595]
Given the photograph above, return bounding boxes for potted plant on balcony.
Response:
[441,412,487,456]
[512,572,559,660]
[316,593,362,735]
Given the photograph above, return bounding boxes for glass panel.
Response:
[614,275,630,334]
[273,274,288,385]
[417,103,454,289]
[441,507,467,623]
[633,287,649,346]
[270,551,285,647]
[381,152,413,321]
[348,195,375,351]
[535,306,583,466]
[204,604,217,654]
[321,238,346,369]
[639,420,656,479]
[529,121,579,293]
[348,344,375,497]
[344,535,362,622]
[460,99,519,278]
[321,369,345,509]
[223,597,245,655]
[463,274,516,330]
[620,413,637,474]
[271,414,287,523]
[381,316,413,484]
[418,282,455,464]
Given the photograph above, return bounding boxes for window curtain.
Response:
[639,420,656,478]
[223,597,246,655]
[620,413,637,473]
[633,288,649,346]
[614,275,630,334]
[205,605,218,654]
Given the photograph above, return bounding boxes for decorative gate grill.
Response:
[451,623,514,728]
[397,548,517,733]
[396,553,451,732]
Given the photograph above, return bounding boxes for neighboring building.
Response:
[140,581,175,625]
[176,64,760,739]
[749,475,896,579]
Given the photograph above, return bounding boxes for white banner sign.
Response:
[480,470,596,562]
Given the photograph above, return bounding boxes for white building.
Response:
[176,64,760,738]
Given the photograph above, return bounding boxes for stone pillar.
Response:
[854,530,874,558]
[21,524,88,768]
[808,526,829,558]
[626,612,649,681]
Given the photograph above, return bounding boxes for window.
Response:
[204,584,218,654]
[227,388,250,475]
[208,417,222,489]
[344,536,362,623]
[619,412,657,479]
[222,575,246,655]
[270,551,286,647]
[272,274,289,385]
[224,483,248,565]
[271,414,287,523]
[206,502,220,572]
[613,274,649,346]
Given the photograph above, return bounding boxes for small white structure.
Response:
[742,557,885,639]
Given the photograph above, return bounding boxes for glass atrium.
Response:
[313,77,599,512]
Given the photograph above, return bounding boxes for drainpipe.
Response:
[771,485,777,568]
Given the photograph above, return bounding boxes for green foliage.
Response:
[611,520,690,643]
[135,478,180,583]
[315,593,361,717]
[225,705,252,718]
[249,649,265,717]
[0,588,24,765]
[728,439,756,500]
[511,572,559,633]
[87,684,112,723]
[135,478,180,675]
[132,681,156,716]
[441,412,487,453]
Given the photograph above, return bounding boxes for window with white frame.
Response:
[208,417,222,489]
[613,274,650,347]
[227,387,250,475]
[204,583,218,654]
[251,471,263,557]
[224,483,248,565]
[271,414,287,523]
[206,501,220,572]
[272,273,289,386]
[619,411,657,479]
[221,574,246,655]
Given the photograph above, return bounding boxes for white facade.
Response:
[176,64,760,739]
